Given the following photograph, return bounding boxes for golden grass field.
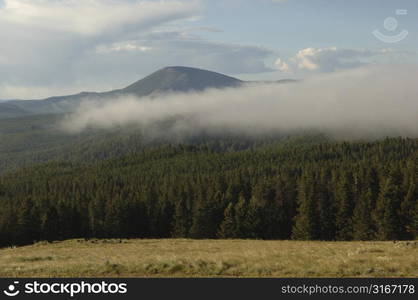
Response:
[0,239,417,278]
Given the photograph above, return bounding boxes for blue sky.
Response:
[0,0,417,98]
[200,0,417,50]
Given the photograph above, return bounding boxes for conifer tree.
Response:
[317,170,335,240]
[88,198,105,237]
[245,197,263,238]
[273,176,297,239]
[292,174,319,240]
[234,195,249,238]
[218,203,236,238]
[16,198,40,245]
[172,197,190,238]
[400,182,417,239]
[42,206,60,242]
[190,190,219,239]
[374,178,402,240]
[250,182,277,238]
[352,189,375,240]
[104,197,122,237]
[366,167,380,209]
[0,203,15,246]
[335,172,355,240]
[154,200,174,238]
[411,200,418,239]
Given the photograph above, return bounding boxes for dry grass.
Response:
[0,239,416,277]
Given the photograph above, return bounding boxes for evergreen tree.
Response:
[400,182,417,239]
[88,197,106,237]
[16,198,40,245]
[292,174,319,240]
[335,172,355,240]
[153,200,174,238]
[352,189,375,240]
[190,199,216,238]
[104,197,123,237]
[245,197,263,239]
[234,195,249,238]
[0,202,13,246]
[41,206,60,242]
[273,176,297,239]
[317,170,335,240]
[218,203,236,238]
[251,180,280,239]
[411,200,418,239]
[374,177,402,240]
[172,197,190,238]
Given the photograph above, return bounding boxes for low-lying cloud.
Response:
[274,47,418,74]
[61,65,418,139]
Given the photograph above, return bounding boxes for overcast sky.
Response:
[0,0,417,99]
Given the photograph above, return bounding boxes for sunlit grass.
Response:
[0,239,416,277]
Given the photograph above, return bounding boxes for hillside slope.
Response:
[1,67,244,118]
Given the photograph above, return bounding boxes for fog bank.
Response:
[61,65,418,139]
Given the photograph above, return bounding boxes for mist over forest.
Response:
[62,65,418,140]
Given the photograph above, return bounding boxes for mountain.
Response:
[0,66,291,119]
[121,66,242,96]
[0,67,244,118]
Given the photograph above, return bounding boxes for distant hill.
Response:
[122,66,243,96]
[0,66,293,119]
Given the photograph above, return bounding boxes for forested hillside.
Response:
[0,113,285,172]
[0,137,416,246]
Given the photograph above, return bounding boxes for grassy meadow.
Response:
[0,239,417,278]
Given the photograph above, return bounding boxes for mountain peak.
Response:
[122,66,242,96]
[159,66,199,72]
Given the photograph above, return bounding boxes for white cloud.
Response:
[95,42,154,54]
[274,58,290,72]
[0,0,276,98]
[0,0,202,89]
[293,47,372,72]
[275,47,418,74]
[0,0,200,36]
[294,47,322,70]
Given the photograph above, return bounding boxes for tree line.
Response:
[0,137,416,246]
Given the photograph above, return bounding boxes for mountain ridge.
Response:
[0,66,295,119]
